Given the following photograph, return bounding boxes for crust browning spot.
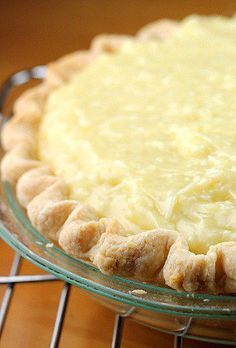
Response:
[91,34,133,53]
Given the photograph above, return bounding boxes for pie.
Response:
[1,15,236,294]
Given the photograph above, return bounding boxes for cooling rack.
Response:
[0,251,203,348]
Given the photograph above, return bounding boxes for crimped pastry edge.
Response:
[1,19,235,294]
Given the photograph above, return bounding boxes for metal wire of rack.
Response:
[0,251,186,348]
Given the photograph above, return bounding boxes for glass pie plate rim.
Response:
[0,67,235,321]
[1,181,236,320]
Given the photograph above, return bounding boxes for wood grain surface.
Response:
[0,1,235,347]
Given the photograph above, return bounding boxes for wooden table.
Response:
[0,1,235,347]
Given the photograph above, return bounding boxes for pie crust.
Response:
[1,19,236,294]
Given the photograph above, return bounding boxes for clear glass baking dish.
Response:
[0,67,235,345]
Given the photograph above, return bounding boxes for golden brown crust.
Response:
[27,180,77,241]
[46,51,95,87]
[91,34,133,53]
[93,229,177,279]
[137,19,179,40]
[1,20,235,294]
[17,166,59,207]
[1,142,41,185]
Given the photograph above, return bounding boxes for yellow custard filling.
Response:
[39,16,236,254]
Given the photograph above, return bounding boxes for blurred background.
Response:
[0,1,235,347]
[0,0,235,81]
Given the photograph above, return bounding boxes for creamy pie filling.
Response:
[39,16,236,254]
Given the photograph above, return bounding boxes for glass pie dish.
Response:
[0,67,235,346]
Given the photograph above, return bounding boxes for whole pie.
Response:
[1,15,236,293]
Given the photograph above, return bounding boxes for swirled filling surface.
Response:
[39,16,236,253]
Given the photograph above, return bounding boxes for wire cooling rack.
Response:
[0,251,191,348]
